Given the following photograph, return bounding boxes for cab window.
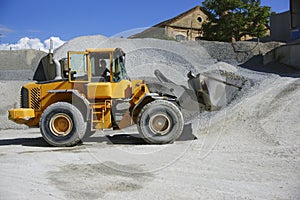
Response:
[90,52,110,82]
[69,53,88,82]
[112,55,130,82]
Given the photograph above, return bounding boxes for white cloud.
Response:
[44,37,65,51]
[0,36,65,52]
[0,25,14,33]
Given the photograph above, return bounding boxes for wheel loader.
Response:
[8,48,245,147]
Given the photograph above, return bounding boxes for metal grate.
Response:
[30,87,41,110]
[20,87,29,108]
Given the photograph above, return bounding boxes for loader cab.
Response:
[68,48,129,83]
[68,48,132,99]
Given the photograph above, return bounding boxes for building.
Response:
[130,5,268,42]
[270,0,300,42]
[130,6,208,41]
[291,0,300,40]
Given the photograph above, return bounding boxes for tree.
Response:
[201,0,270,42]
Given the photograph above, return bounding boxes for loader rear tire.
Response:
[137,100,184,144]
[40,102,86,147]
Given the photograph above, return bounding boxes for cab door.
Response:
[68,51,89,83]
[85,50,131,100]
[110,54,132,99]
[86,51,113,99]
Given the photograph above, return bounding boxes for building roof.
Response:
[153,5,205,28]
[129,5,206,39]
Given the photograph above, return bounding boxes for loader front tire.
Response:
[40,102,86,147]
[137,100,184,144]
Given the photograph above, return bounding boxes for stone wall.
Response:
[264,41,300,69]
[195,40,284,64]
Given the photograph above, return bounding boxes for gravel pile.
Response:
[196,40,284,64]
[54,36,218,85]
[0,49,46,80]
[0,81,28,129]
[0,35,295,131]
[54,36,249,121]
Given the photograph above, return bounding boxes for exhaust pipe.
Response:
[48,38,62,80]
[53,59,62,80]
[49,38,54,64]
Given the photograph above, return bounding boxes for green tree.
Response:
[201,0,270,42]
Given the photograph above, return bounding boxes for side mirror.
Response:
[70,71,77,80]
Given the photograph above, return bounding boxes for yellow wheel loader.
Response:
[8,48,245,147]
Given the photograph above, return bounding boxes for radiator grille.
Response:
[20,87,29,108]
[30,87,41,110]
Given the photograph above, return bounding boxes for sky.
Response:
[0,0,290,51]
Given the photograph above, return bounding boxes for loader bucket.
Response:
[147,69,247,118]
[187,70,247,110]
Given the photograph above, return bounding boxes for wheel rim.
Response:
[149,113,171,135]
[49,113,73,137]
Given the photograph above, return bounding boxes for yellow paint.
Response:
[8,108,35,124]
[104,108,112,129]
[18,81,74,126]
[111,79,132,99]
[87,82,112,99]
[91,100,112,129]
[131,79,145,91]
[130,83,149,106]
[86,48,117,53]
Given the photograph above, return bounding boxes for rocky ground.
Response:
[0,36,299,199]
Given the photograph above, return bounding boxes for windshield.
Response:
[113,55,130,82]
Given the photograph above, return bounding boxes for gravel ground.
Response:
[0,75,299,199]
[0,36,299,199]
